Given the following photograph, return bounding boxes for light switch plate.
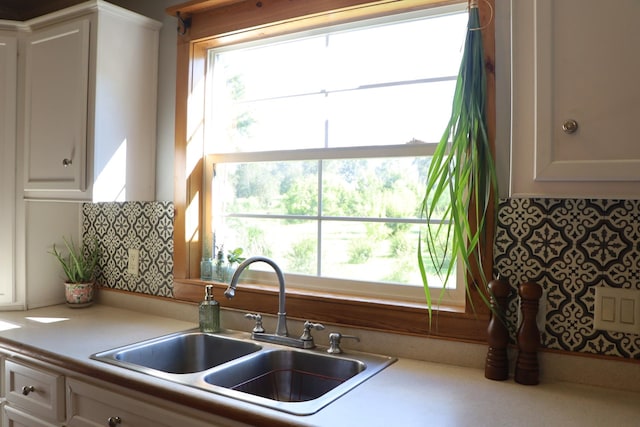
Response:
[127,248,140,276]
[594,287,640,334]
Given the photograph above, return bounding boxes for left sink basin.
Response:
[92,330,262,374]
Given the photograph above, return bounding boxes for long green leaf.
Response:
[419,5,498,322]
[49,237,100,283]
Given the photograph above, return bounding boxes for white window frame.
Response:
[203,4,467,306]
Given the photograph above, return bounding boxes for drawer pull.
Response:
[21,385,35,396]
[107,416,122,426]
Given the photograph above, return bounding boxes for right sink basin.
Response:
[203,346,395,415]
[205,349,365,402]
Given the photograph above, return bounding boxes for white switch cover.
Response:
[127,248,140,276]
[594,287,640,334]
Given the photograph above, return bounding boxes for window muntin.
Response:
[204,5,467,305]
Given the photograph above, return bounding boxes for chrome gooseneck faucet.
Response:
[225,256,288,337]
[225,256,324,348]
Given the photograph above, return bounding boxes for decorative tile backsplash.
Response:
[82,202,174,298]
[82,199,639,359]
[495,198,640,359]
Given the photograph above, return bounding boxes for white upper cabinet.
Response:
[24,19,90,194]
[23,1,161,201]
[508,0,640,198]
[0,31,18,306]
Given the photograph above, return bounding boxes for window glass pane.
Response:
[321,221,423,285]
[214,161,318,216]
[211,37,326,101]
[222,217,318,276]
[322,157,425,219]
[327,81,456,147]
[326,12,466,88]
[209,94,326,153]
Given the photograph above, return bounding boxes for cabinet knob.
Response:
[21,385,35,395]
[107,416,122,426]
[562,119,579,134]
[62,158,73,167]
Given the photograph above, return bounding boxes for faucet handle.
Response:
[327,332,359,354]
[244,313,265,333]
[300,321,325,342]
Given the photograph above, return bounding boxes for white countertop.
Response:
[0,303,638,427]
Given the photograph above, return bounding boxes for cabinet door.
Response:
[23,18,90,192]
[510,0,640,197]
[0,34,17,305]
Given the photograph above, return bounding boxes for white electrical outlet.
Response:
[127,248,140,276]
[594,287,640,334]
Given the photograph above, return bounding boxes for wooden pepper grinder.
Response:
[515,281,543,385]
[484,278,511,380]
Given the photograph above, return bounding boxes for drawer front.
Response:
[3,405,60,427]
[67,379,214,427]
[3,360,65,422]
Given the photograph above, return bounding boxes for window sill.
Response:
[173,280,489,343]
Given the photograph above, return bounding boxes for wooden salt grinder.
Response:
[515,281,543,385]
[484,279,510,380]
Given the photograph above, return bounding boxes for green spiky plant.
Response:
[50,237,100,283]
[419,1,498,322]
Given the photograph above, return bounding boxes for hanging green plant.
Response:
[419,0,498,321]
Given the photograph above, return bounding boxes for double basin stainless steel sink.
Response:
[91,329,396,415]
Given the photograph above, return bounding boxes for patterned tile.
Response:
[80,198,639,359]
[82,202,174,298]
[495,198,640,360]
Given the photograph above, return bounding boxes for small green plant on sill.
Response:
[50,237,100,284]
[226,247,246,267]
[419,1,498,322]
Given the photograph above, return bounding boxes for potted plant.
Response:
[213,245,246,283]
[50,237,100,307]
[226,247,246,269]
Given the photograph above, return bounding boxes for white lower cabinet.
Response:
[0,356,248,427]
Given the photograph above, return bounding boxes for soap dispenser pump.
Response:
[199,285,220,333]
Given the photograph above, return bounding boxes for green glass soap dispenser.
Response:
[199,284,220,333]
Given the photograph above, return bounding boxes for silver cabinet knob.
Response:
[62,158,73,167]
[562,119,579,134]
[21,385,35,395]
[107,416,122,426]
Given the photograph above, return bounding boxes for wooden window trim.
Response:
[170,0,496,343]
